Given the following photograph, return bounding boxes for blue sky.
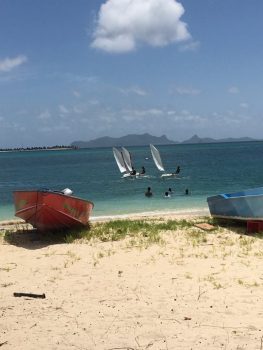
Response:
[0,0,263,147]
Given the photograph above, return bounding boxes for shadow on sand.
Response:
[211,218,263,238]
[212,218,246,232]
[3,225,91,250]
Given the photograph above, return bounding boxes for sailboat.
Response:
[113,147,147,178]
[150,144,179,178]
[121,146,150,178]
[112,147,131,178]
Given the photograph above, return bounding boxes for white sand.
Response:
[0,214,263,349]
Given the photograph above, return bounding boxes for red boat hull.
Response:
[14,190,94,231]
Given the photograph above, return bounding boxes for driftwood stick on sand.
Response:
[13,292,46,299]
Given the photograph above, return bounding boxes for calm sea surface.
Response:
[1,142,263,220]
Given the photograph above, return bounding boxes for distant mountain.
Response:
[71,133,176,148]
[71,133,258,148]
[182,134,257,144]
[181,134,215,144]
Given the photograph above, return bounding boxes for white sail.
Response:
[150,144,165,172]
[113,147,127,173]
[121,147,133,172]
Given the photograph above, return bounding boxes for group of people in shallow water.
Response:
[145,187,190,197]
[130,165,180,176]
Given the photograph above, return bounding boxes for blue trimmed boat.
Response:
[207,187,263,221]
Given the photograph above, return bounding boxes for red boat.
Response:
[13,189,94,231]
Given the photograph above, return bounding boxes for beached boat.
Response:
[150,144,179,178]
[207,187,263,221]
[13,189,94,231]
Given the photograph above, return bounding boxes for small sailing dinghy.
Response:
[14,189,94,231]
[113,147,132,178]
[150,144,179,178]
[113,147,146,178]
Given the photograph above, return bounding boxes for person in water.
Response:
[140,166,146,175]
[164,191,171,198]
[185,188,190,195]
[130,167,136,175]
[145,187,153,197]
[175,166,180,174]
[168,188,173,194]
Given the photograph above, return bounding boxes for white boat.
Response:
[113,147,148,178]
[150,144,179,178]
[113,147,130,177]
[113,147,139,178]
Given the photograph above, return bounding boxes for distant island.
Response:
[2,135,258,152]
[71,133,175,148]
[181,134,256,144]
[71,133,258,148]
[0,145,78,152]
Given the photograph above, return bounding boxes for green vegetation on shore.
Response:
[2,218,211,246]
[3,217,261,249]
[70,218,195,244]
[0,145,78,152]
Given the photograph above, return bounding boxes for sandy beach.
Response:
[0,213,263,350]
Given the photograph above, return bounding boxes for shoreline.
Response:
[0,208,210,229]
[0,147,75,153]
[91,207,210,222]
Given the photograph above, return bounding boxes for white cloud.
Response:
[40,124,71,133]
[120,86,148,96]
[0,55,27,72]
[64,73,98,83]
[73,90,81,98]
[121,108,164,121]
[73,106,83,114]
[179,40,200,52]
[88,99,100,106]
[168,110,205,123]
[91,0,191,53]
[100,115,117,123]
[59,105,70,114]
[240,102,248,109]
[228,86,239,94]
[175,87,201,95]
[37,110,51,120]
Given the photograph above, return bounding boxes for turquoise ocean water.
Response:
[1,142,263,221]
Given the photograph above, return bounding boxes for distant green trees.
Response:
[0,145,79,152]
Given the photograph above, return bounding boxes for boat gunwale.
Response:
[13,190,94,208]
[209,214,263,221]
[207,190,263,202]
